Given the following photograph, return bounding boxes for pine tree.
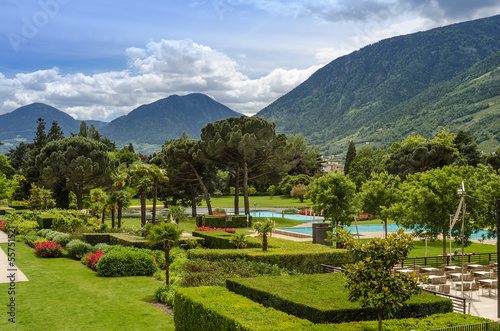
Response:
[78,121,89,137]
[33,118,47,151]
[47,120,64,142]
[344,140,356,175]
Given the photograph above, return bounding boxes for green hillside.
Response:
[257,14,500,155]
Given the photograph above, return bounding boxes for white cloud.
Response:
[0,39,321,119]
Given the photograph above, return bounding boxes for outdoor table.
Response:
[467,264,482,269]
[449,273,468,280]
[444,265,461,271]
[472,270,490,277]
[452,281,474,297]
[478,279,497,297]
[426,275,441,279]
[420,267,438,273]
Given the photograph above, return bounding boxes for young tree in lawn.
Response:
[290,183,307,202]
[147,222,183,285]
[267,185,276,199]
[253,218,275,252]
[357,171,400,238]
[338,228,421,331]
[307,171,357,226]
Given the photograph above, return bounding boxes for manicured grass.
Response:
[408,239,495,258]
[0,242,174,330]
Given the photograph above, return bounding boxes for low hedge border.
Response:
[36,214,56,229]
[192,230,262,249]
[195,215,252,228]
[0,207,15,215]
[226,273,452,324]
[174,286,489,331]
[174,286,313,331]
[82,233,202,250]
[186,247,349,274]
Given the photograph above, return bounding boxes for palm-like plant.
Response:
[253,218,275,252]
[229,233,248,249]
[147,222,183,285]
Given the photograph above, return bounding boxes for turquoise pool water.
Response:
[278,225,495,239]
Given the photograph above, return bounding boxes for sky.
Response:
[1,0,500,121]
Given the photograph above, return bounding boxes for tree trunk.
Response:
[152,179,158,225]
[243,160,250,215]
[189,163,212,215]
[140,188,147,226]
[383,218,388,239]
[378,309,382,331]
[117,201,122,228]
[101,207,106,224]
[111,208,115,229]
[77,185,83,210]
[262,233,268,252]
[165,242,171,286]
[234,165,240,215]
[190,186,197,217]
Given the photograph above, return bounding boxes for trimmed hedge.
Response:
[193,230,262,249]
[187,236,350,274]
[174,286,488,331]
[0,206,14,215]
[174,286,313,331]
[96,249,157,277]
[226,273,452,324]
[8,202,26,210]
[82,233,111,246]
[196,215,252,228]
[36,214,56,229]
[81,233,202,251]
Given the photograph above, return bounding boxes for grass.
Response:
[0,242,174,330]
[408,239,495,258]
[129,195,313,208]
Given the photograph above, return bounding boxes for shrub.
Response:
[66,239,93,259]
[52,213,85,232]
[34,241,63,258]
[283,208,299,214]
[181,258,259,287]
[37,229,71,246]
[96,249,157,277]
[3,213,39,235]
[25,233,46,248]
[92,243,110,253]
[213,208,226,214]
[155,284,179,306]
[194,226,236,233]
[105,245,166,270]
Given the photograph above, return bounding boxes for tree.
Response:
[153,136,214,216]
[344,140,356,175]
[33,117,48,151]
[47,120,64,142]
[290,183,307,202]
[357,171,400,238]
[150,164,167,224]
[339,228,421,331]
[0,155,15,179]
[201,116,291,215]
[37,137,113,209]
[347,147,386,190]
[267,185,276,199]
[114,145,140,166]
[307,171,357,226]
[278,174,313,196]
[453,130,481,167]
[25,183,54,210]
[388,165,499,255]
[253,218,275,252]
[8,142,30,171]
[89,188,108,223]
[78,121,89,138]
[166,206,188,224]
[147,222,183,285]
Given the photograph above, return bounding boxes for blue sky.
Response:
[1,0,500,120]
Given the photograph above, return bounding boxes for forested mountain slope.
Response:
[257,14,500,155]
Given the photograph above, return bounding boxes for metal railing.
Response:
[421,288,466,314]
[426,322,500,331]
[400,253,497,269]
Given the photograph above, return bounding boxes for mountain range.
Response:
[2,15,500,156]
[256,14,500,155]
[0,93,239,154]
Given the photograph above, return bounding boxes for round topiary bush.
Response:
[96,250,157,277]
[66,239,93,259]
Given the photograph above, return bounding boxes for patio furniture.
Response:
[479,279,497,296]
[438,284,450,294]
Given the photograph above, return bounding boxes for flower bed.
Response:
[212,212,227,216]
[0,220,6,231]
[299,210,321,216]
[34,241,63,258]
[194,226,236,234]
[83,251,105,270]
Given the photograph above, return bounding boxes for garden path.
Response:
[0,231,29,283]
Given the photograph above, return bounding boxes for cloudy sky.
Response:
[1,0,500,121]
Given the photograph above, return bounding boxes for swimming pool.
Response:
[278,225,496,239]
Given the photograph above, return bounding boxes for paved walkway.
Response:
[0,231,29,283]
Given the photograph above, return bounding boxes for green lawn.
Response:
[129,195,312,208]
[0,243,174,330]
[408,239,495,258]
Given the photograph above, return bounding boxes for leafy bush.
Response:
[92,243,110,253]
[213,208,226,214]
[96,249,157,277]
[52,213,85,232]
[25,233,46,248]
[104,245,166,270]
[155,284,179,306]
[283,208,299,214]
[37,229,70,246]
[34,241,63,258]
[66,239,93,259]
